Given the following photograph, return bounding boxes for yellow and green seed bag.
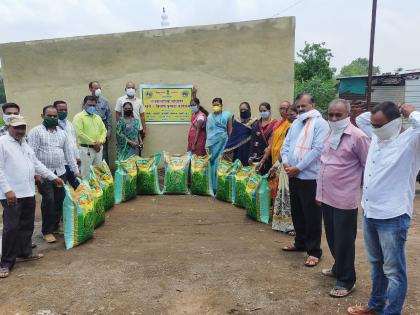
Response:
[216,159,241,202]
[232,165,254,207]
[91,161,114,210]
[134,153,162,195]
[190,154,213,196]
[163,152,191,194]
[114,157,138,204]
[88,176,105,228]
[245,173,271,224]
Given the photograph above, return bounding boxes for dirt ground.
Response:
[0,194,419,315]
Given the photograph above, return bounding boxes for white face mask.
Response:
[126,88,136,97]
[372,117,402,141]
[329,117,350,132]
[94,88,102,97]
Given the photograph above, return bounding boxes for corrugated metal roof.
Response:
[337,71,420,80]
[371,86,405,104]
[405,79,420,111]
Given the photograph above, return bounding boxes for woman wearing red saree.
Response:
[187,97,208,156]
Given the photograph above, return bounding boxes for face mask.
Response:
[126,88,135,97]
[58,111,68,121]
[213,105,222,113]
[124,110,133,117]
[86,106,96,115]
[3,114,17,126]
[191,106,199,114]
[94,88,102,97]
[240,110,251,120]
[43,116,59,128]
[260,111,270,120]
[329,117,350,132]
[372,117,402,141]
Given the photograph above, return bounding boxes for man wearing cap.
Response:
[0,116,64,279]
[0,102,20,137]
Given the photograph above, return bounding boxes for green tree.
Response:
[339,57,380,77]
[294,76,337,112]
[295,42,335,82]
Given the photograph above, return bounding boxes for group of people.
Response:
[0,80,146,278]
[0,84,418,314]
[187,92,419,315]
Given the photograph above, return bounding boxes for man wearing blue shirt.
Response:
[281,93,329,267]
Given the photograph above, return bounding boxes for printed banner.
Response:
[140,84,193,124]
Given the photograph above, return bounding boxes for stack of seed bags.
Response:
[63,181,95,250]
[163,152,191,194]
[232,166,254,208]
[114,157,138,204]
[215,159,241,202]
[91,161,114,210]
[134,153,162,195]
[190,154,213,196]
[244,172,271,224]
[88,176,105,228]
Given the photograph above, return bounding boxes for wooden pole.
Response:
[366,0,378,106]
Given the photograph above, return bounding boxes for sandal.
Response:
[347,305,377,315]
[304,255,320,267]
[16,253,44,263]
[329,285,355,298]
[287,231,296,236]
[0,267,10,278]
[322,268,336,278]
[282,244,304,252]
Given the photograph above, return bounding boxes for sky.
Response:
[0,0,419,73]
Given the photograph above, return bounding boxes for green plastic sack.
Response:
[134,153,162,195]
[163,152,191,194]
[114,157,138,204]
[63,182,95,250]
[91,161,114,210]
[216,159,241,202]
[88,175,105,228]
[190,154,213,196]
[232,166,254,207]
[245,173,271,224]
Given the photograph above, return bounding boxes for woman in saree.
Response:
[223,102,257,166]
[116,102,143,160]
[248,102,278,175]
[187,97,208,156]
[206,97,233,192]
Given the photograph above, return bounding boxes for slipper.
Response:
[305,255,320,267]
[0,267,10,279]
[322,268,336,278]
[282,244,304,252]
[329,285,355,298]
[287,231,296,236]
[347,305,376,315]
[16,253,44,263]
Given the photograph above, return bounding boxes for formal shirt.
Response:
[281,116,329,180]
[58,119,80,160]
[81,95,112,133]
[316,123,370,209]
[0,134,57,199]
[362,111,420,219]
[28,125,78,177]
[73,110,107,145]
[115,95,145,130]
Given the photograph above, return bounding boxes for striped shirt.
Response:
[28,124,78,177]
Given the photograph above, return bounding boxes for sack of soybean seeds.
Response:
[245,173,271,224]
[232,165,254,207]
[190,154,213,196]
[91,161,114,210]
[134,153,162,195]
[163,152,191,194]
[88,176,105,228]
[216,159,241,202]
[114,157,138,204]
[63,181,95,250]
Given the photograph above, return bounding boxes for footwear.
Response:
[304,255,320,267]
[53,225,64,235]
[329,285,355,298]
[282,244,304,252]
[31,243,37,249]
[347,305,377,315]
[0,267,10,279]
[16,253,44,263]
[322,268,336,278]
[43,234,57,243]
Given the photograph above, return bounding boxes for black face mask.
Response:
[124,110,133,117]
[240,110,251,120]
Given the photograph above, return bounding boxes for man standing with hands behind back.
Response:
[73,96,107,179]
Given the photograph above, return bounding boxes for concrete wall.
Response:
[0,17,295,165]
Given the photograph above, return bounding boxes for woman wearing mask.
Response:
[206,97,233,192]
[224,102,257,166]
[116,102,143,160]
[187,97,208,156]
[249,102,278,175]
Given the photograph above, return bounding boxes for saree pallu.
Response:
[271,119,291,164]
[224,118,255,166]
[249,119,278,175]
[187,112,207,156]
[116,118,140,161]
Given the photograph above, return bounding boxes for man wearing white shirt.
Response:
[115,81,147,138]
[0,116,64,279]
[348,102,420,315]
